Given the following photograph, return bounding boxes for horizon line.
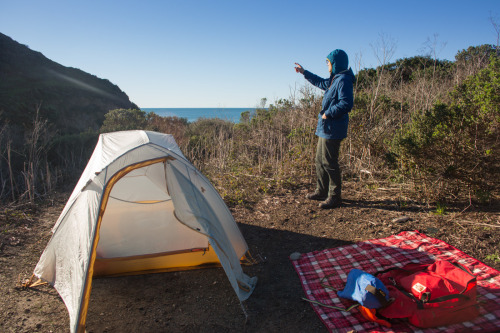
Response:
[140,106,262,109]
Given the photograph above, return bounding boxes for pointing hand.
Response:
[294,63,305,74]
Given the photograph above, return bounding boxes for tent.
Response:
[31,130,257,333]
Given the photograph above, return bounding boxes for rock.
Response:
[9,237,20,246]
[392,216,411,223]
[289,252,302,260]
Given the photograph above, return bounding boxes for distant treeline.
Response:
[0,44,498,206]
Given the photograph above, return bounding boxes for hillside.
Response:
[0,32,138,134]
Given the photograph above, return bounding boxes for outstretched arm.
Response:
[295,62,330,91]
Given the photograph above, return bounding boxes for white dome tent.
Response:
[30,130,257,332]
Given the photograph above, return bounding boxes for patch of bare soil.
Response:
[1,182,499,332]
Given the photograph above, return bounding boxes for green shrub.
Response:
[390,55,499,200]
[100,108,147,133]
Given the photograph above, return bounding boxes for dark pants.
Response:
[315,137,342,198]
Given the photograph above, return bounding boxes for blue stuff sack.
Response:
[337,269,391,309]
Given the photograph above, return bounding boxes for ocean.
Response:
[141,108,258,123]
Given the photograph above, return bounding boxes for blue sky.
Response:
[1,0,499,107]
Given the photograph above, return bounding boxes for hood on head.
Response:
[327,49,348,75]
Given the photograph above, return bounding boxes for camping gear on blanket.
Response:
[336,269,392,309]
[312,260,479,329]
[358,306,392,328]
[376,260,480,328]
[27,130,257,333]
[291,231,500,333]
[303,269,392,312]
[334,269,394,328]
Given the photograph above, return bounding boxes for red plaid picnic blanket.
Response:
[291,230,500,333]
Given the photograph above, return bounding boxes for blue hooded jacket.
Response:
[303,49,355,140]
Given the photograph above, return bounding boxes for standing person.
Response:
[295,49,355,209]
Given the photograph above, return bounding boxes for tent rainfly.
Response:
[29,130,257,332]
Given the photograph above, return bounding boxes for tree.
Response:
[454,45,497,80]
[100,109,147,133]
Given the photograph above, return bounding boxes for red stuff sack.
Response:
[376,260,480,328]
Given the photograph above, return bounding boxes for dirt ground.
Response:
[1,181,499,333]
